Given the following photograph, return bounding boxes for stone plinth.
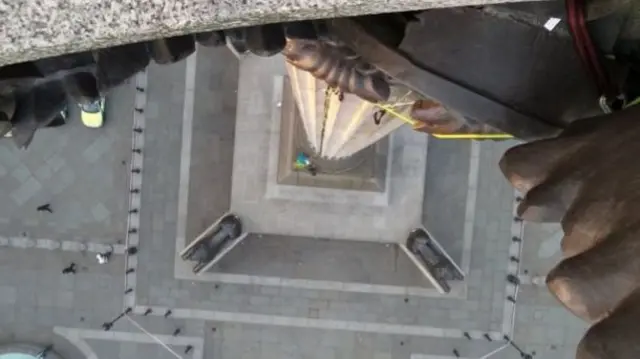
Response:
[230,55,428,242]
[277,77,388,192]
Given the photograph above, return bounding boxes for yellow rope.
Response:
[373,102,418,126]
[373,96,514,140]
[432,133,513,139]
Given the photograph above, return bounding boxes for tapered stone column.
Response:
[286,63,413,159]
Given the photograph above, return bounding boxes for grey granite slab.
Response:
[0,0,546,66]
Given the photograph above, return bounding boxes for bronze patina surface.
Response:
[501,104,640,359]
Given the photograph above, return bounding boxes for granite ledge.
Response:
[0,0,546,67]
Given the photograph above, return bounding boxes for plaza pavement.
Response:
[0,45,587,359]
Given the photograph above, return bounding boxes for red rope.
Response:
[566,0,616,99]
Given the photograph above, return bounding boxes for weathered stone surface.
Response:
[0,0,548,67]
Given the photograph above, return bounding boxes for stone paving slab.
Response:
[514,220,589,359]
[0,235,127,254]
[87,340,185,359]
[110,314,205,338]
[210,322,502,359]
[207,234,431,288]
[513,285,588,359]
[53,327,204,359]
[422,138,471,263]
[135,58,187,307]
[0,83,134,242]
[185,45,238,243]
[0,247,125,344]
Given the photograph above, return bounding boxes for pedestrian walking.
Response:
[96,245,113,264]
[37,203,53,213]
[62,263,76,274]
[96,253,108,264]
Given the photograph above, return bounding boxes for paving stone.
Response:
[11,164,31,182]
[91,203,110,221]
[0,84,133,241]
[11,176,42,205]
[0,286,17,305]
